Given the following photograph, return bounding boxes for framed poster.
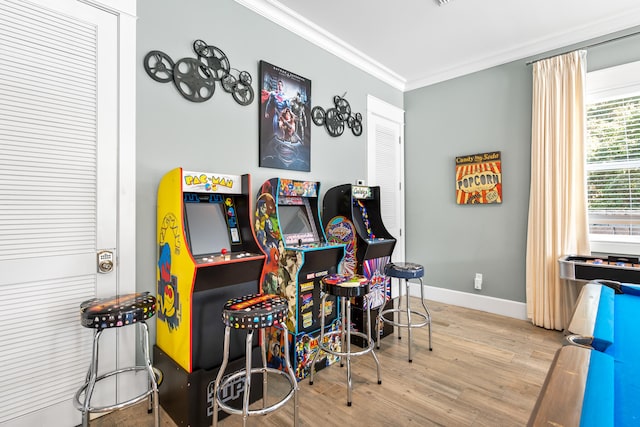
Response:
[259,61,311,172]
[455,151,502,204]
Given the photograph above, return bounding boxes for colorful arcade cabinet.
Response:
[255,177,345,380]
[154,168,265,426]
[322,184,396,345]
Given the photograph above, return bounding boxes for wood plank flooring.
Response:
[89,299,563,427]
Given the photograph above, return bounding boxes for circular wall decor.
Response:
[311,94,363,138]
[172,58,215,103]
[144,50,174,83]
[144,39,254,106]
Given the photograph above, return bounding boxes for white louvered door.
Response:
[367,96,405,299]
[367,95,405,269]
[0,0,121,425]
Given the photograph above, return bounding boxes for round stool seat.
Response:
[222,293,287,329]
[385,262,424,279]
[80,292,156,329]
[321,274,370,297]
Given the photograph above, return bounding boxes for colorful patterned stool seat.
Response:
[222,293,287,329]
[80,292,156,329]
[378,262,432,362]
[385,262,424,279]
[310,274,381,406]
[74,292,159,427]
[321,273,371,297]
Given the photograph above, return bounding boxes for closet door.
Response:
[367,95,405,263]
[367,95,405,298]
[0,1,126,425]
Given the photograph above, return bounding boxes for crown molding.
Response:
[237,0,640,92]
[234,0,407,91]
[405,10,640,91]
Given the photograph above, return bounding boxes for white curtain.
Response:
[526,50,591,330]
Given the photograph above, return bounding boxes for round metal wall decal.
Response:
[324,108,344,137]
[144,50,174,83]
[311,94,363,138]
[144,39,254,106]
[172,58,215,103]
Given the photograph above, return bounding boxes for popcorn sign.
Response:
[455,151,502,204]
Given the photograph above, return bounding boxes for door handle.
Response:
[97,250,114,274]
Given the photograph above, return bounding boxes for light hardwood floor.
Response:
[90,299,563,427]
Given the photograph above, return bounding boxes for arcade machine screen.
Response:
[279,203,317,245]
[184,195,233,256]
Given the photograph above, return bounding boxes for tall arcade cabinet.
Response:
[323,184,397,343]
[255,178,345,380]
[155,168,265,426]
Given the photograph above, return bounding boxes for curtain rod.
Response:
[526,29,640,66]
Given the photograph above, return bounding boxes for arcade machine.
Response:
[154,168,265,426]
[255,177,345,380]
[559,254,640,284]
[558,254,640,326]
[322,184,396,346]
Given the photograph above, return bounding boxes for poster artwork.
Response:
[259,61,311,172]
[455,151,502,204]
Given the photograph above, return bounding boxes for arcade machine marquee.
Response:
[154,168,265,426]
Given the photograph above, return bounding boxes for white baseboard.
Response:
[406,283,528,321]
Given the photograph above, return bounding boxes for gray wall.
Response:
[404,28,640,303]
[137,1,640,311]
[136,0,402,320]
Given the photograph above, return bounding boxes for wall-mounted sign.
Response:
[455,151,502,204]
[259,61,311,172]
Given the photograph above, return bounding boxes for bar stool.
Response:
[378,262,432,362]
[74,292,159,427]
[309,274,381,406]
[212,293,298,427]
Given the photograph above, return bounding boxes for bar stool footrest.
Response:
[73,366,156,414]
[319,330,376,358]
[379,308,430,329]
[217,367,296,417]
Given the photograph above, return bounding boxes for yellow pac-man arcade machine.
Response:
[154,168,265,426]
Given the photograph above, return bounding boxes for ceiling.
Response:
[235,0,640,91]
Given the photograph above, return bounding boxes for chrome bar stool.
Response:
[377,262,432,362]
[212,293,298,427]
[309,274,381,406]
[74,292,159,427]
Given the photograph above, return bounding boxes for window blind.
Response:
[586,95,640,237]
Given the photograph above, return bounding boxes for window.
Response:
[586,61,640,255]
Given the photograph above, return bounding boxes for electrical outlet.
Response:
[474,273,483,290]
